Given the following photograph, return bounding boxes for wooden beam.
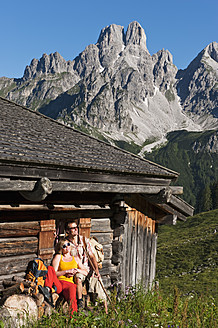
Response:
[51,182,183,194]
[156,204,187,221]
[0,163,174,185]
[0,180,36,191]
[0,178,183,194]
[141,187,180,204]
[168,195,194,217]
[19,178,52,201]
[132,192,193,221]
[0,221,40,237]
[0,237,38,257]
[124,194,166,219]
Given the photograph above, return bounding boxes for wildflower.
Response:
[127,319,132,323]
[118,320,124,325]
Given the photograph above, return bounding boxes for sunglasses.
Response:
[69,226,78,230]
[62,242,71,249]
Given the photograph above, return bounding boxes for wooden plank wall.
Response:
[0,221,40,291]
[121,208,157,290]
[0,216,56,291]
[90,218,113,288]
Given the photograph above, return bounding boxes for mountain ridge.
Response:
[0,21,217,149]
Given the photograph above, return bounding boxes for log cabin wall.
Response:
[90,218,113,288]
[0,206,157,293]
[0,221,39,291]
[0,211,56,291]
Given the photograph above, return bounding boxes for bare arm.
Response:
[89,253,100,277]
[52,254,77,277]
[75,256,88,276]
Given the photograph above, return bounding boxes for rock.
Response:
[2,294,38,327]
[97,24,125,68]
[176,42,218,129]
[125,21,148,50]
[0,307,16,328]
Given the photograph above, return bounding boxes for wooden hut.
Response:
[0,97,194,293]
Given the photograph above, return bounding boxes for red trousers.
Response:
[45,266,77,314]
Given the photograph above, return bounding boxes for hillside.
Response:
[145,129,218,209]
[156,209,218,302]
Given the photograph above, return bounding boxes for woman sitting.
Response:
[44,239,88,315]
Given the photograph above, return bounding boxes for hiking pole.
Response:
[83,237,118,314]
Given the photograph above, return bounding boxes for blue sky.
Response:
[1,0,217,78]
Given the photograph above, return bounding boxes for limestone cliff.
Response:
[0,22,217,149]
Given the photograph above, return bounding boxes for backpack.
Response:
[25,258,48,286]
[89,237,104,269]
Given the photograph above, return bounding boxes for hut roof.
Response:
[0,97,178,179]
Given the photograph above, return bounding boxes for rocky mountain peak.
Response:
[97,24,125,68]
[176,41,218,128]
[125,21,147,50]
[205,42,218,63]
[152,49,177,92]
[97,24,125,48]
[0,21,217,149]
[23,51,69,79]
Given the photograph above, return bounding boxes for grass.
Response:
[7,285,215,327]
[156,209,218,304]
[1,210,217,327]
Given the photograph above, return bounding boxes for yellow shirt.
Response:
[58,255,78,283]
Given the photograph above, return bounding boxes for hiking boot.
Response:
[77,298,84,311]
[38,285,52,305]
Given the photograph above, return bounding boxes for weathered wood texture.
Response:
[0,164,173,185]
[79,218,91,239]
[0,254,37,291]
[91,218,113,288]
[0,221,40,237]
[0,237,38,257]
[124,194,165,220]
[0,294,38,326]
[38,220,56,261]
[0,217,55,290]
[120,208,157,290]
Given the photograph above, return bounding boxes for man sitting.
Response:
[65,220,100,309]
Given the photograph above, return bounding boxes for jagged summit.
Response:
[23,52,72,79]
[97,21,147,49]
[125,21,147,49]
[24,22,149,78]
[206,42,218,63]
[97,24,125,47]
[176,42,218,128]
[0,22,217,151]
